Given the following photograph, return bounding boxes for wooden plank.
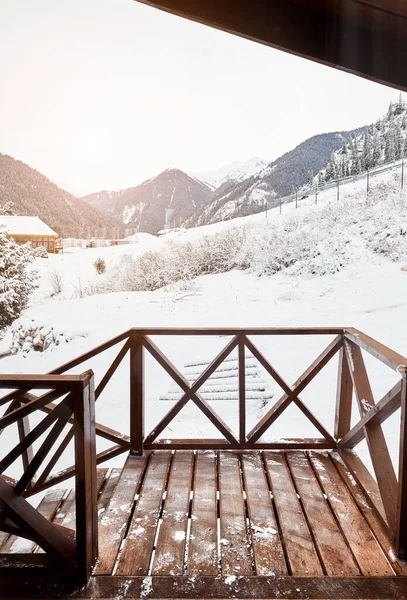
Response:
[116,452,171,576]
[286,452,359,576]
[97,468,121,517]
[188,451,218,576]
[130,327,344,335]
[264,452,322,576]
[339,380,402,448]
[331,451,407,576]
[309,451,394,576]
[145,438,334,450]
[344,342,398,530]
[1,488,66,554]
[241,452,287,575]
[238,337,246,444]
[152,451,194,575]
[335,346,353,439]
[345,328,407,373]
[93,454,147,575]
[396,376,407,558]
[73,380,98,582]
[53,574,407,600]
[50,331,130,375]
[0,374,88,388]
[338,449,387,524]
[218,451,252,576]
[95,339,130,401]
[130,335,144,455]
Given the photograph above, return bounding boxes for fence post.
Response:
[130,332,144,455]
[73,374,98,583]
[367,169,370,194]
[396,374,407,558]
[402,159,404,189]
[337,179,340,202]
[295,187,298,208]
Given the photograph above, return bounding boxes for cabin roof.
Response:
[0,215,58,237]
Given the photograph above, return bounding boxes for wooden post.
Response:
[334,345,353,440]
[238,337,246,445]
[130,333,144,455]
[402,159,405,189]
[396,375,407,558]
[295,187,298,208]
[337,179,339,202]
[16,401,34,478]
[73,376,98,583]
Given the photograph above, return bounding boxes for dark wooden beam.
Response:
[136,0,407,92]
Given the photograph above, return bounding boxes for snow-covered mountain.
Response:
[0,154,123,238]
[83,169,212,235]
[183,129,364,228]
[316,96,407,185]
[194,157,270,189]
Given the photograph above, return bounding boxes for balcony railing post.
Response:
[396,374,407,558]
[130,332,144,455]
[73,373,98,583]
[238,336,246,445]
[334,341,353,441]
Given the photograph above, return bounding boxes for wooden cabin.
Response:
[0,216,58,254]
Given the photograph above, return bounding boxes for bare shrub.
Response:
[94,257,106,274]
[48,270,63,295]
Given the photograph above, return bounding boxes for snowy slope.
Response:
[194,157,270,189]
[1,168,406,481]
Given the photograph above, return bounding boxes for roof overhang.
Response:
[135,0,407,92]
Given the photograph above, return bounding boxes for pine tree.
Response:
[0,228,38,331]
[372,131,381,165]
[395,122,403,160]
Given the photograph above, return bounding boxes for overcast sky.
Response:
[0,0,405,196]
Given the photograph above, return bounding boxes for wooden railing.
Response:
[0,372,97,582]
[0,326,406,579]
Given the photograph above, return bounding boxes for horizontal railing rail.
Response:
[1,326,406,572]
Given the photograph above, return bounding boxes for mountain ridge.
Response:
[0,153,123,238]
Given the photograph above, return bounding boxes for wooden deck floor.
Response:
[2,450,402,577]
[3,450,407,599]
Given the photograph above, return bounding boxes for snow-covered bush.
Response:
[102,228,248,293]
[0,229,38,332]
[34,245,48,259]
[98,175,407,294]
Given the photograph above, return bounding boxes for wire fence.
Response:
[266,157,406,215]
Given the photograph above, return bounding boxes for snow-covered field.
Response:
[1,170,407,487]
